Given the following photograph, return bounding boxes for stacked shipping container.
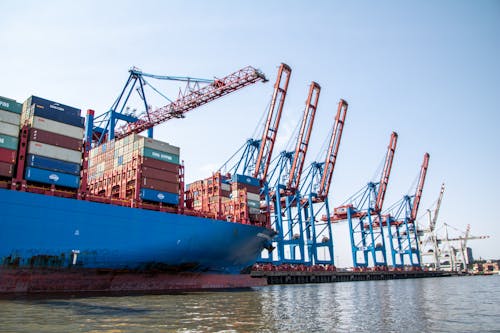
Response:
[186,173,268,227]
[87,134,180,205]
[21,96,84,189]
[0,96,22,178]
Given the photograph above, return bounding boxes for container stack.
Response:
[87,134,180,205]
[21,96,84,189]
[186,172,268,226]
[0,96,22,179]
[186,172,232,215]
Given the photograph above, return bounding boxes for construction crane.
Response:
[85,65,267,146]
[220,63,291,182]
[299,99,348,266]
[385,153,430,268]
[259,82,321,265]
[331,131,398,268]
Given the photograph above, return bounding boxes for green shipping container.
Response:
[141,147,179,165]
[0,96,22,114]
[0,133,18,151]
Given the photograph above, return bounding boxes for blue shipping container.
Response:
[231,174,260,187]
[28,96,81,117]
[140,188,179,205]
[32,107,85,128]
[27,154,81,175]
[25,167,80,188]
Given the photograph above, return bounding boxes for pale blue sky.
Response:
[1,1,498,263]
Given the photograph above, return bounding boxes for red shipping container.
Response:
[30,128,82,151]
[0,147,16,164]
[141,177,179,193]
[141,166,179,183]
[141,157,180,174]
[0,161,14,177]
[232,183,260,194]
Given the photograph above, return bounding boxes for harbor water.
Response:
[0,275,499,332]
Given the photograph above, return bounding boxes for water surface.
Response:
[1,275,498,332]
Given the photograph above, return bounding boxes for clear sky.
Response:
[1,1,499,264]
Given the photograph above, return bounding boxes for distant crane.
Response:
[331,132,398,268]
[420,183,445,269]
[86,65,267,146]
[260,82,321,265]
[300,99,348,265]
[384,153,430,268]
[440,223,490,272]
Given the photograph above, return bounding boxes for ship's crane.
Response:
[299,99,348,265]
[259,82,321,265]
[330,131,398,268]
[220,63,291,182]
[86,65,267,146]
[385,153,430,268]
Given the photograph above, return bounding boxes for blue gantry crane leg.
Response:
[386,153,429,268]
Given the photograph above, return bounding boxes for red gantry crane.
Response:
[331,132,398,268]
[260,82,321,265]
[385,152,429,268]
[299,99,348,266]
[86,65,267,146]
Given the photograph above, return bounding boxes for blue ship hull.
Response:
[0,188,274,275]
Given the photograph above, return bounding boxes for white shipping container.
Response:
[30,116,84,140]
[221,183,231,191]
[0,109,21,125]
[28,141,82,164]
[0,121,19,137]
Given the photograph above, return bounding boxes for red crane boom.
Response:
[410,152,430,221]
[253,63,292,182]
[317,99,348,200]
[375,131,398,213]
[287,82,321,192]
[115,66,267,139]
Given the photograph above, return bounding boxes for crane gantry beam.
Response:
[375,131,398,213]
[316,99,348,200]
[286,82,321,192]
[411,153,430,221]
[253,63,292,183]
[112,66,267,140]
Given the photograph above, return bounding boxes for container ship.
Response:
[0,66,278,294]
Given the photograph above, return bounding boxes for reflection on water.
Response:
[0,276,499,332]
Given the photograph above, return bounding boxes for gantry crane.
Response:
[385,153,429,268]
[260,82,321,265]
[221,63,291,183]
[420,183,445,269]
[300,99,348,265]
[85,65,267,146]
[440,223,490,272]
[331,132,398,268]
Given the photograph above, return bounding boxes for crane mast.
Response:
[113,66,267,140]
[317,99,348,200]
[253,63,292,182]
[431,183,445,232]
[411,153,430,221]
[375,131,398,213]
[287,82,321,192]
